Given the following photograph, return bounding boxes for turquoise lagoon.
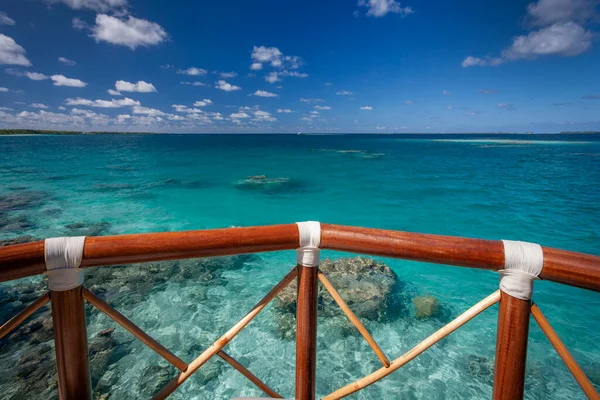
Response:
[0,134,599,399]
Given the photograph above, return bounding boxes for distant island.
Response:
[1,129,599,135]
[0,129,154,135]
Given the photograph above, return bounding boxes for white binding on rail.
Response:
[44,236,86,291]
[500,240,544,300]
[296,221,321,267]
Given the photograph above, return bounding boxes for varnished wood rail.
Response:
[0,223,599,400]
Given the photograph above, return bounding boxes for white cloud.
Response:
[47,0,128,12]
[478,89,499,94]
[251,45,304,70]
[115,80,157,93]
[465,111,481,116]
[277,108,293,113]
[405,100,413,104]
[30,103,50,109]
[526,0,598,26]
[51,75,87,87]
[219,71,237,78]
[360,106,373,110]
[446,105,453,110]
[215,80,241,91]
[497,103,515,110]
[26,72,49,80]
[282,70,308,78]
[336,90,353,95]
[461,56,487,67]
[0,106,13,110]
[0,87,8,92]
[253,90,278,97]
[0,34,31,66]
[193,99,213,107]
[253,110,276,122]
[300,97,324,103]
[0,12,16,26]
[177,67,207,76]
[72,17,88,31]
[251,46,283,67]
[58,106,66,110]
[107,89,121,95]
[91,14,167,50]
[442,90,451,95]
[265,71,280,84]
[132,105,165,116]
[180,81,207,86]
[358,0,414,17]
[65,97,140,108]
[311,111,320,115]
[314,105,331,110]
[230,112,250,119]
[503,22,592,59]
[58,57,77,66]
[172,104,204,113]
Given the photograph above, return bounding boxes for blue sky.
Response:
[0,0,599,133]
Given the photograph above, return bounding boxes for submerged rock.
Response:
[65,221,112,237]
[412,295,440,319]
[139,365,174,396]
[0,235,38,247]
[0,190,47,214]
[466,354,494,384]
[274,257,399,335]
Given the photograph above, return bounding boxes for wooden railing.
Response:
[1,223,599,399]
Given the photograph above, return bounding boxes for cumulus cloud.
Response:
[215,80,241,91]
[0,12,16,26]
[526,0,598,26]
[253,110,276,122]
[360,106,373,110]
[357,0,414,17]
[58,57,77,66]
[91,14,167,50]
[230,112,250,119]
[30,103,50,109]
[336,90,353,95]
[65,97,140,108]
[265,72,281,84]
[132,105,165,116]
[193,99,213,107]
[51,75,87,87]
[277,108,293,113]
[314,105,331,110]
[115,80,157,93]
[25,72,49,80]
[251,46,304,71]
[462,0,596,67]
[219,71,237,78]
[253,90,278,97]
[107,89,121,95]
[46,0,128,12]
[0,34,31,66]
[503,22,592,59]
[177,67,207,76]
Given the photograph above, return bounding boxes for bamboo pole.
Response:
[531,303,600,400]
[492,292,531,400]
[296,264,319,400]
[217,350,283,398]
[50,286,92,400]
[82,288,188,372]
[0,292,49,339]
[323,290,501,400]
[151,267,297,400]
[318,272,390,368]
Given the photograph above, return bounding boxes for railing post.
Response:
[492,291,531,399]
[493,240,543,400]
[45,237,92,400]
[295,222,321,400]
[50,286,92,399]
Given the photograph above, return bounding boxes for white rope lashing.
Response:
[500,240,544,300]
[44,236,86,291]
[296,221,321,267]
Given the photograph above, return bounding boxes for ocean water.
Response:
[0,133,599,399]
